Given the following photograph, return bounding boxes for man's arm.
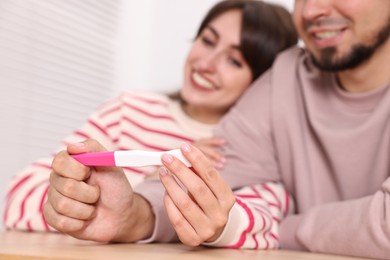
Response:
[280,178,390,259]
[43,139,155,243]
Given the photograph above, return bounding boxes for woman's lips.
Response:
[191,71,216,91]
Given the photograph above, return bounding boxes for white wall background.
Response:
[114,0,293,94]
[0,0,293,229]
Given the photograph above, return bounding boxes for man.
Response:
[44,0,390,259]
[139,0,390,258]
[208,0,390,258]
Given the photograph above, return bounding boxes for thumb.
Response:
[67,139,108,155]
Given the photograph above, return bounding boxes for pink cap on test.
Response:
[72,151,116,166]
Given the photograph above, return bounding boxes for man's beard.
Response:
[310,18,390,72]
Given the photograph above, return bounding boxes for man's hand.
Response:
[43,139,155,242]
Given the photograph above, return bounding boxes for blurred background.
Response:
[0,0,293,228]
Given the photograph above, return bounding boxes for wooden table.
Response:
[0,231,369,260]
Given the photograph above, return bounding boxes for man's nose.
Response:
[301,0,332,22]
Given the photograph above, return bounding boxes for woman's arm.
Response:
[153,143,292,249]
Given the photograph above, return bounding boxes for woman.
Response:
[6,0,297,248]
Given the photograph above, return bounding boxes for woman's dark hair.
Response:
[196,0,298,81]
[169,0,298,101]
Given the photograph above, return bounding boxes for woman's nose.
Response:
[195,51,220,71]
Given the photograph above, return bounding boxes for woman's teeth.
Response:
[192,72,214,89]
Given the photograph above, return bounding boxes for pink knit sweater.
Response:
[137,47,390,259]
[217,47,390,259]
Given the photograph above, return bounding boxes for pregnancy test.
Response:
[72,149,191,168]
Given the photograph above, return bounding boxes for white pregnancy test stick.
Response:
[71,149,191,168]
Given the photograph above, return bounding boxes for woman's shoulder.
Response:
[93,90,171,118]
[118,90,170,105]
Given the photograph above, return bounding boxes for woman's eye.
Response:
[228,57,242,68]
[201,36,215,46]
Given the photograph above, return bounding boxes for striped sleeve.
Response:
[4,158,55,232]
[3,95,124,231]
[202,182,293,249]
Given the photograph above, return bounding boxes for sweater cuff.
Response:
[279,214,307,251]
[202,202,245,247]
[133,181,177,243]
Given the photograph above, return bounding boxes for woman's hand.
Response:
[146,137,227,181]
[43,139,154,243]
[158,142,235,246]
[193,137,226,169]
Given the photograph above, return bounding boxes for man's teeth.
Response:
[315,30,340,39]
[193,72,214,89]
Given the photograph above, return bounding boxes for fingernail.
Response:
[72,142,85,147]
[181,142,191,153]
[159,167,168,177]
[215,162,224,169]
[162,154,173,164]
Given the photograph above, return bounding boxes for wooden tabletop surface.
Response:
[0,231,369,260]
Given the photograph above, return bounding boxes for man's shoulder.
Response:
[274,46,307,69]
[268,46,316,87]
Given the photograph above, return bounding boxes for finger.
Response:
[161,154,218,211]
[180,143,234,208]
[50,171,99,204]
[163,193,202,246]
[52,150,91,181]
[162,178,222,244]
[67,139,108,155]
[43,201,85,233]
[159,166,222,240]
[160,154,220,219]
[159,167,206,218]
[47,185,96,220]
